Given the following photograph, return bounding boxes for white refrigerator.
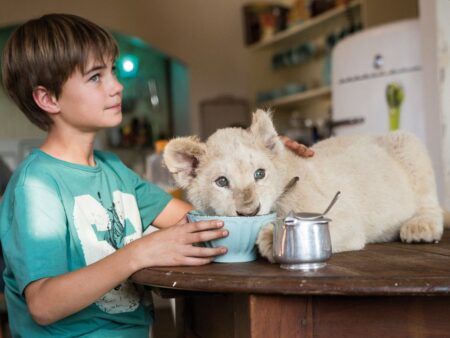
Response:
[331,19,444,197]
[332,19,425,138]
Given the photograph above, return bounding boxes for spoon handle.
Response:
[322,191,341,216]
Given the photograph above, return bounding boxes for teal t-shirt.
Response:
[0,149,172,337]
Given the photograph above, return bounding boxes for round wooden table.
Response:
[133,231,450,338]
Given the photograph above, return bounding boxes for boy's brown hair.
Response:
[1,14,119,131]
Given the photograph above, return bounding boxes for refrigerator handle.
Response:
[326,117,365,137]
[329,117,365,128]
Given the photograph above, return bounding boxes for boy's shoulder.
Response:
[13,149,59,187]
[9,149,132,191]
[94,149,129,172]
[0,150,61,213]
[94,149,121,164]
[10,149,115,186]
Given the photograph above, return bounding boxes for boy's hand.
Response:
[280,136,314,157]
[132,220,228,269]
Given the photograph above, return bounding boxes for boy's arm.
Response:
[25,241,137,325]
[25,216,228,325]
[152,198,194,228]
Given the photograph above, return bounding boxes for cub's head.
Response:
[163,110,288,216]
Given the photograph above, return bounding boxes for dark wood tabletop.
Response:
[132,230,450,296]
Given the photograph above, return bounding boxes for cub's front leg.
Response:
[256,223,275,263]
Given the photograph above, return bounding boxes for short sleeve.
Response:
[3,184,69,294]
[132,173,172,231]
[96,151,173,231]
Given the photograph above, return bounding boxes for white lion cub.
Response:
[164,110,444,261]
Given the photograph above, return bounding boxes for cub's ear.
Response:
[250,109,284,154]
[163,136,206,188]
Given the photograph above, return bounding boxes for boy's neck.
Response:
[40,128,97,167]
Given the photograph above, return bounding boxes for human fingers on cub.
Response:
[280,136,314,157]
[290,142,314,157]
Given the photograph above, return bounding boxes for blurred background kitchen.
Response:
[0,0,449,337]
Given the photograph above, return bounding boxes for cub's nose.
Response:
[236,204,260,217]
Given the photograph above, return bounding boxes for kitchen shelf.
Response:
[261,86,331,107]
[248,1,361,51]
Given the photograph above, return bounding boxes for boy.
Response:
[0,13,312,337]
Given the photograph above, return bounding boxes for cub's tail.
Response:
[443,209,450,229]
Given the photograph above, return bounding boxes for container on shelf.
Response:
[145,140,180,198]
[242,3,290,46]
[247,1,361,50]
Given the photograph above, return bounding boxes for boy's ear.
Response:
[250,109,284,154]
[163,136,206,188]
[32,86,60,114]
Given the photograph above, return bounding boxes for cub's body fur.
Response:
[164,110,443,260]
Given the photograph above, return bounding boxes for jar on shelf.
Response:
[145,140,181,198]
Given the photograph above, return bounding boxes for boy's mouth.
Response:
[105,103,122,110]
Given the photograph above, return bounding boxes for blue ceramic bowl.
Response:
[187,210,277,263]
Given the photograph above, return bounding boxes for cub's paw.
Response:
[400,216,443,243]
[256,223,275,263]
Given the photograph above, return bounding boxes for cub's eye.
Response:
[215,176,229,188]
[254,169,265,180]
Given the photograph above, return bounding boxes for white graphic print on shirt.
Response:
[73,191,143,314]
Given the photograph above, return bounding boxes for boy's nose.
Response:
[110,77,123,96]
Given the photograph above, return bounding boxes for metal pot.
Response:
[273,212,332,271]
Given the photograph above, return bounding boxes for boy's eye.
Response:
[89,74,100,82]
[215,176,229,188]
[254,169,265,180]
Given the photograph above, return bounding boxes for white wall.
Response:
[419,0,450,208]
[435,0,450,208]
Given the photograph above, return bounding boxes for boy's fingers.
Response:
[187,229,228,243]
[187,246,227,258]
[180,256,215,266]
[186,220,224,233]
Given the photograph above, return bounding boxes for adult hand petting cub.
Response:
[280,136,314,157]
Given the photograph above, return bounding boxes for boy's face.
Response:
[55,55,123,132]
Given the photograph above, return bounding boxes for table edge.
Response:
[132,268,450,296]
